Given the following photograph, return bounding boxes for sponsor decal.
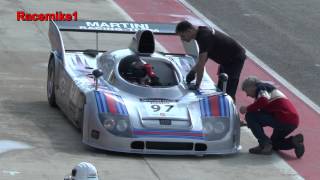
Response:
[17,11,78,21]
[54,20,176,34]
[80,21,159,32]
[140,98,178,103]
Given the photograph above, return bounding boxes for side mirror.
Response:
[92,69,103,90]
[218,73,228,93]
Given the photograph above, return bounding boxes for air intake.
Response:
[146,142,193,150]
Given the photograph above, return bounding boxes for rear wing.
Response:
[55,20,176,34]
[48,20,199,60]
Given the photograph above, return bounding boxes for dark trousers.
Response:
[245,111,297,150]
[218,56,246,101]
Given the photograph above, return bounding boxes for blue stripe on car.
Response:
[99,91,108,113]
[224,98,230,117]
[199,98,205,118]
[204,97,211,117]
[94,91,102,113]
[114,95,123,115]
[219,95,225,117]
[116,95,128,116]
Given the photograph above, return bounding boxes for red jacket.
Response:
[247,83,299,126]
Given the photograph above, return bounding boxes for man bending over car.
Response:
[176,20,246,102]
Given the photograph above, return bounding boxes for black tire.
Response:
[47,57,57,107]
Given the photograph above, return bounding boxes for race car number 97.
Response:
[151,104,174,112]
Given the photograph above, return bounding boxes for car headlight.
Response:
[212,121,226,134]
[203,117,230,140]
[99,114,132,137]
[116,119,129,132]
[204,121,214,134]
[103,118,116,131]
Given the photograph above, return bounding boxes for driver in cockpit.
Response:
[120,55,161,86]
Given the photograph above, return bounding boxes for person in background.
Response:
[239,76,304,158]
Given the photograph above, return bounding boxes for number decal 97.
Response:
[150,104,174,112]
[151,105,160,112]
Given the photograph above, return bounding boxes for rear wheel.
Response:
[47,58,57,107]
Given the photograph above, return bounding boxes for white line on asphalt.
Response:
[179,0,320,115]
[0,140,32,154]
[2,170,21,176]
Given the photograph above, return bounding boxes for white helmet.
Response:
[64,162,99,180]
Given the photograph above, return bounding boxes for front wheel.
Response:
[47,57,57,107]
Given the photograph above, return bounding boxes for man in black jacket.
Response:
[176,20,246,101]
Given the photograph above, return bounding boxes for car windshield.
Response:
[118,55,179,87]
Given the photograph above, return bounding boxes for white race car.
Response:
[47,20,240,155]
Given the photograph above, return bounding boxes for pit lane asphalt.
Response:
[0,0,302,179]
[187,0,320,106]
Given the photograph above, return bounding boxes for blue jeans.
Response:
[245,111,297,150]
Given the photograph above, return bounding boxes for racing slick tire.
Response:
[47,57,57,107]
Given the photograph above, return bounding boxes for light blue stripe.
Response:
[224,97,230,117]
[199,99,205,118]
[201,98,207,117]
[99,92,107,113]
[114,95,124,115]
[204,97,211,117]
[219,96,225,117]
[97,91,105,113]
[94,92,102,113]
[121,97,129,115]
[207,96,213,117]
[99,92,108,113]
[122,101,129,115]
[117,96,128,115]
[218,96,222,116]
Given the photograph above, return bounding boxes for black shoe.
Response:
[293,133,304,143]
[292,134,305,158]
[249,143,273,155]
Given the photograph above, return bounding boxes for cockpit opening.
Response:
[118,55,179,87]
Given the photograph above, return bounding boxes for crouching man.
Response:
[239,76,305,158]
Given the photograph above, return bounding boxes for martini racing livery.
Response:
[47,20,241,155]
